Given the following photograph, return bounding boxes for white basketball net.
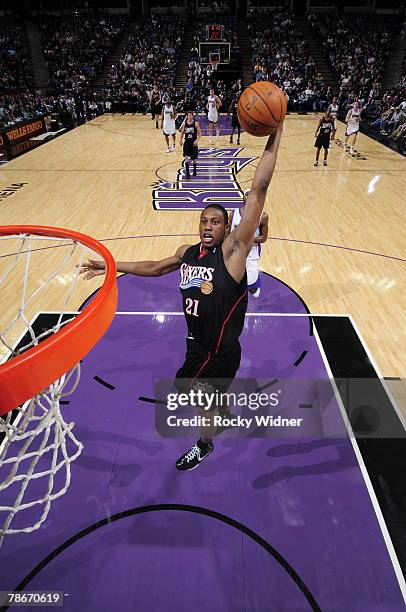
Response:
[0,233,94,547]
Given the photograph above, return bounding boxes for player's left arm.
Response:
[222,127,283,282]
[160,108,164,129]
[315,118,322,137]
[253,212,268,244]
[216,95,222,109]
[179,121,186,145]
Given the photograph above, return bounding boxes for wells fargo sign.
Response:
[2,117,46,146]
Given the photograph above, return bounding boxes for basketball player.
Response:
[80,126,283,471]
[314,109,334,166]
[161,99,177,153]
[207,88,222,144]
[228,94,241,145]
[150,85,162,130]
[328,97,339,144]
[179,111,202,179]
[344,101,361,154]
[230,189,268,296]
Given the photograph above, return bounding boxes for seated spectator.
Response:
[39,14,126,94]
[0,15,33,91]
[248,8,329,113]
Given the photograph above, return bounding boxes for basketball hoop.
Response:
[210,59,219,72]
[209,52,220,72]
[0,226,117,545]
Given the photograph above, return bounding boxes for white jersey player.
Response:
[161,100,177,152]
[230,189,269,297]
[344,101,361,153]
[328,97,339,143]
[207,88,222,144]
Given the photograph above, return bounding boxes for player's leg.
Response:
[155,113,159,129]
[164,133,171,153]
[175,343,242,471]
[215,120,219,140]
[247,259,261,297]
[208,120,213,143]
[184,153,191,179]
[171,130,176,150]
[314,146,321,166]
[230,126,235,143]
[192,145,198,176]
[350,132,358,154]
[237,126,241,145]
[323,142,328,166]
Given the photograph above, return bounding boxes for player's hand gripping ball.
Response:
[237,82,287,137]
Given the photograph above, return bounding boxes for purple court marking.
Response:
[1,273,404,611]
[153,146,256,211]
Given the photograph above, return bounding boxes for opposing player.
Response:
[228,94,241,145]
[230,189,268,296]
[328,97,339,144]
[150,85,162,130]
[344,100,361,154]
[207,88,222,144]
[161,99,177,153]
[314,109,334,166]
[179,110,202,179]
[80,126,283,471]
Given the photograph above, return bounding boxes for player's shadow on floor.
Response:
[252,439,354,490]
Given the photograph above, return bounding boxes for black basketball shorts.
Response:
[174,338,241,403]
[314,134,330,150]
[183,142,198,160]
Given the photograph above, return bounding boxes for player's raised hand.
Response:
[78,259,106,280]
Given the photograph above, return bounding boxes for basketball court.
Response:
[0,113,405,610]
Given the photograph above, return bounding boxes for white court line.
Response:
[348,315,406,430]
[312,324,406,602]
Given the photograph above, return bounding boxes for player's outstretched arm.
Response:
[222,127,282,282]
[79,245,189,280]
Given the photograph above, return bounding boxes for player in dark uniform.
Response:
[179,111,202,179]
[150,85,162,129]
[314,109,334,166]
[80,126,283,470]
[228,94,241,145]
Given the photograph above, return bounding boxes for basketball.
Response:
[237,82,287,137]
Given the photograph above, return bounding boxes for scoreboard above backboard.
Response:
[206,25,224,41]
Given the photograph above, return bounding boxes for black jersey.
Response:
[319,118,334,136]
[179,244,248,353]
[184,119,197,142]
[151,90,161,104]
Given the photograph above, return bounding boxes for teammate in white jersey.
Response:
[206,88,222,144]
[229,189,268,297]
[161,99,177,152]
[328,97,339,144]
[344,101,361,153]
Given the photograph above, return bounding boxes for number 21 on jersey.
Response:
[185,298,199,317]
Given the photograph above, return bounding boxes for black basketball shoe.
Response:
[176,440,214,471]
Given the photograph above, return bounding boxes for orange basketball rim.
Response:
[0,225,117,416]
